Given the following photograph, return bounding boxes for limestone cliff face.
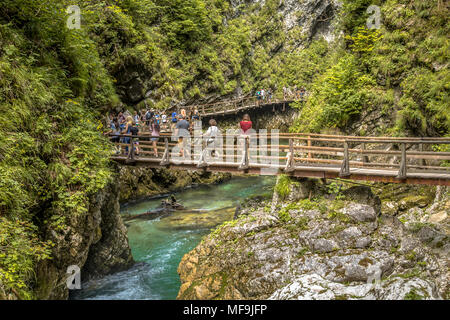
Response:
[229,0,341,43]
[177,178,449,300]
[34,179,134,300]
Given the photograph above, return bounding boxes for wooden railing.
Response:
[110,132,450,186]
[173,93,299,117]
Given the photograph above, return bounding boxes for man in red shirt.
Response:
[240,114,252,135]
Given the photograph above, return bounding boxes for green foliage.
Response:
[0,217,53,299]
[0,0,115,297]
[274,175,297,200]
[345,27,383,54]
[278,209,291,224]
[341,0,380,34]
[292,53,379,132]
[327,182,345,200]
[291,0,448,136]
[404,288,424,300]
[0,0,448,299]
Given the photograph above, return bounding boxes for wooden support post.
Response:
[339,141,351,177]
[238,137,249,170]
[419,143,426,166]
[197,140,208,168]
[362,143,369,164]
[160,138,170,166]
[285,139,296,173]
[307,136,312,159]
[397,143,407,180]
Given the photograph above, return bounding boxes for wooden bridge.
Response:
[110,132,450,186]
[173,95,297,118]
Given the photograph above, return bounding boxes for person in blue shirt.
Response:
[171,112,178,131]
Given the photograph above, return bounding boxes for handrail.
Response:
[169,94,294,116]
[109,133,450,143]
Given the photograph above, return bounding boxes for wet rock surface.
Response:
[177,180,449,300]
[35,180,134,299]
[119,166,231,203]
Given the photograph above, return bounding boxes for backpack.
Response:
[145,111,153,120]
[130,126,139,136]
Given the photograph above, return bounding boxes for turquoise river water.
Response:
[71,176,276,300]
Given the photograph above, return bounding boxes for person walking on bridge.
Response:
[267,88,273,103]
[171,111,178,132]
[150,118,160,157]
[192,108,200,121]
[239,114,253,136]
[175,115,190,158]
[204,119,220,158]
[300,87,306,101]
[122,116,133,155]
[130,118,139,156]
[161,111,168,131]
[238,114,253,162]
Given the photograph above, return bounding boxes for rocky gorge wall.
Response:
[118,166,232,203]
[33,177,134,300]
[199,102,299,132]
[177,178,449,300]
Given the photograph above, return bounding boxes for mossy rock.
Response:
[399,195,431,211]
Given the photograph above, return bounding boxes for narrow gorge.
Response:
[0,0,448,302]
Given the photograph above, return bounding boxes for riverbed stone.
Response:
[341,203,377,222]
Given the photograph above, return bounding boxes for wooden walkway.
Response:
[175,95,296,118]
[110,132,450,186]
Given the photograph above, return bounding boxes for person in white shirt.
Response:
[204,119,220,158]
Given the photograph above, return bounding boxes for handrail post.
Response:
[419,143,426,166]
[128,136,134,159]
[160,138,170,166]
[238,136,249,170]
[339,140,351,177]
[397,143,407,180]
[362,143,369,164]
[307,136,312,159]
[197,139,208,168]
[285,138,296,172]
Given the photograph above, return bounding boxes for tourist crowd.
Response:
[106,107,254,160]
